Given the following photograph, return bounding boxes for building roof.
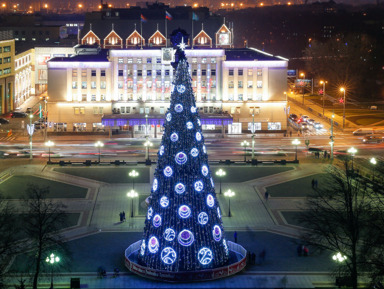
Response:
[48,50,108,62]
[225,48,284,61]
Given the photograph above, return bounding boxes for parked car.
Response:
[0,118,9,124]
[314,122,323,130]
[11,111,27,118]
[289,114,298,122]
[362,135,383,144]
[301,122,309,130]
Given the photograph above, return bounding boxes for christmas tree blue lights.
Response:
[138,30,229,272]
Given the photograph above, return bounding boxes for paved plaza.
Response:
[2,161,339,288]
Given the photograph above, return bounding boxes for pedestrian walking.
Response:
[311,179,315,189]
[122,211,126,222]
[303,246,309,256]
[297,244,302,256]
[314,179,318,189]
[259,249,266,263]
[234,231,238,243]
[264,190,269,201]
[119,212,123,222]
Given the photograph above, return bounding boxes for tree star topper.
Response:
[177,37,187,51]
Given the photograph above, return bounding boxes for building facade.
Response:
[0,34,15,114]
[47,42,288,135]
[14,48,34,108]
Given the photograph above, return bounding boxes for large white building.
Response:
[46,25,288,135]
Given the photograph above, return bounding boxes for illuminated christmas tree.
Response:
[138,30,229,272]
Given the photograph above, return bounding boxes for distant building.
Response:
[0,31,15,114]
[14,48,34,108]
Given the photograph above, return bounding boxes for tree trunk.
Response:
[32,245,42,289]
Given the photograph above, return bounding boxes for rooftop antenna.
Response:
[202,23,204,30]
[90,23,92,30]
[134,23,137,30]
[112,23,114,30]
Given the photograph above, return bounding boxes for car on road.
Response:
[0,118,9,124]
[362,135,383,144]
[300,115,309,122]
[11,111,27,118]
[314,122,323,130]
[301,122,309,130]
[289,114,299,122]
[307,119,315,126]
[41,152,61,158]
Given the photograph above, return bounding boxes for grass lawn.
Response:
[54,167,150,183]
[211,166,293,183]
[266,173,329,198]
[280,211,305,227]
[0,176,88,199]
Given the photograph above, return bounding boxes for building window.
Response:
[248,122,262,131]
[118,70,124,76]
[238,94,243,101]
[3,46,10,52]
[211,69,216,76]
[3,68,11,74]
[165,69,170,76]
[72,81,77,89]
[228,81,234,88]
[72,70,77,77]
[238,69,243,76]
[248,94,253,101]
[202,69,206,76]
[81,69,87,77]
[238,81,243,88]
[101,94,106,101]
[250,107,260,114]
[156,70,161,76]
[257,69,262,76]
[74,107,85,115]
[3,57,11,63]
[255,94,262,101]
[128,58,133,63]
[257,81,262,88]
[247,81,253,88]
[147,70,151,76]
[118,58,124,63]
[137,58,142,64]
[201,81,206,88]
[229,69,234,76]
[192,58,197,64]
[137,70,142,76]
[147,58,152,64]
[202,58,207,63]
[248,69,253,76]
[91,95,96,101]
[211,80,216,88]
[228,94,234,101]
[127,81,133,88]
[268,122,281,130]
[91,81,96,89]
[156,58,161,64]
[100,81,106,89]
[93,107,103,114]
[192,70,197,76]
[101,70,106,77]
[91,70,96,76]
[93,123,105,132]
[118,81,123,88]
[81,82,87,89]
[211,58,216,63]
[159,107,165,114]
[73,123,86,132]
[147,82,152,88]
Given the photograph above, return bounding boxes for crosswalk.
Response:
[0,135,17,142]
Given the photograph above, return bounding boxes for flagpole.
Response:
[165,17,167,48]
[140,20,143,49]
[191,15,194,49]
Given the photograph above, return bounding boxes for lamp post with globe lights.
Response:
[320,80,327,116]
[45,253,60,289]
[129,169,139,190]
[332,252,347,282]
[45,140,54,164]
[292,139,301,162]
[340,87,346,129]
[300,72,305,104]
[144,140,153,161]
[241,140,249,162]
[127,189,138,218]
[215,169,226,195]
[370,157,377,181]
[94,141,104,163]
[347,147,357,172]
[224,189,235,217]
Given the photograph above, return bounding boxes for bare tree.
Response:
[0,194,20,284]
[22,185,69,289]
[298,161,384,289]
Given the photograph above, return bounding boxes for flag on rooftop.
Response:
[165,11,173,20]
[141,14,147,23]
[192,12,199,21]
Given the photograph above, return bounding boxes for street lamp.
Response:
[251,113,255,159]
[347,147,357,172]
[241,140,249,162]
[224,189,235,217]
[292,139,300,162]
[45,140,54,164]
[340,87,346,129]
[28,113,34,160]
[215,169,226,195]
[370,157,377,181]
[45,253,60,289]
[300,72,305,105]
[320,80,327,116]
[332,252,347,281]
[129,169,139,190]
[144,140,153,161]
[145,114,149,138]
[127,189,138,218]
[94,141,104,163]
[40,95,49,141]
[330,113,335,160]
